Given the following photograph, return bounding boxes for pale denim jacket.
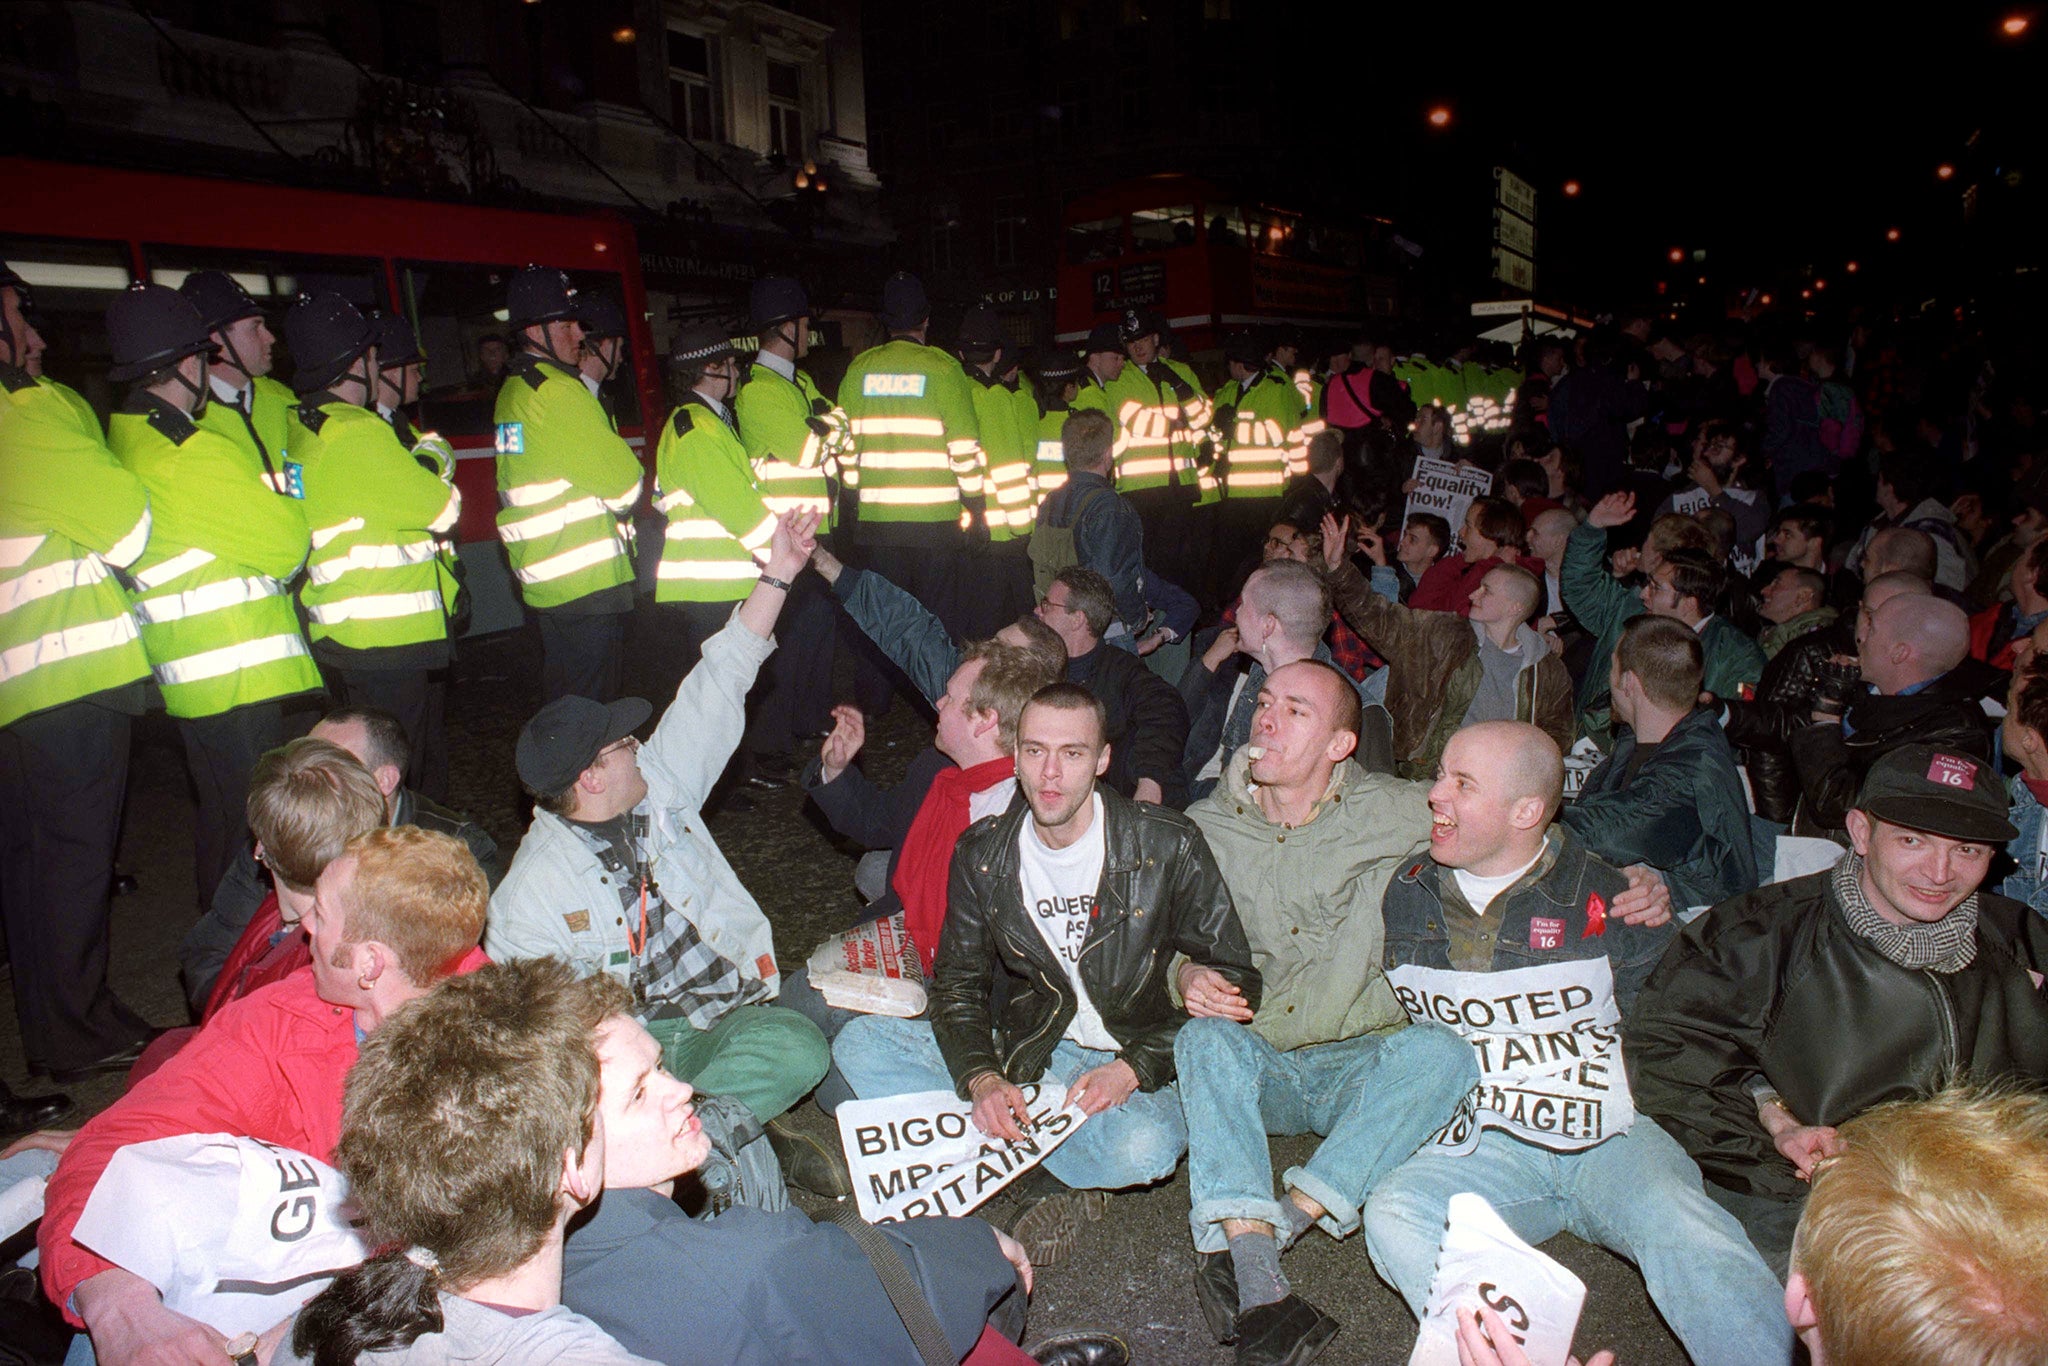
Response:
[486,613,781,1003]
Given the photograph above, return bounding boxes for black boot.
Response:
[0,1079,73,1140]
[1233,1293,1339,1366]
[1031,1329,1131,1366]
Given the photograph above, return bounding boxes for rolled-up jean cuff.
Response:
[1283,1164,1360,1240]
[1188,1196,1292,1254]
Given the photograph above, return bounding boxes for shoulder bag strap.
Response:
[818,1202,957,1366]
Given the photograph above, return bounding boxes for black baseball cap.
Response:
[1855,744,2017,843]
[516,695,652,796]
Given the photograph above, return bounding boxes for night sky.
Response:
[1281,2,2041,319]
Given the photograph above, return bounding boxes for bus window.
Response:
[1129,204,1196,251]
[1204,206,1247,247]
[1065,216,1122,265]
[400,261,519,438]
[144,245,385,393]
[0,235,135,420]
[401,262,640,437]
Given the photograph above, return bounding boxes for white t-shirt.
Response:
[1451,844,1546,917]
[1016,793,1119,1051]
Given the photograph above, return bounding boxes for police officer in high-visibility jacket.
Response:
[105,284,321,910]
[955,304,1038,634]
[179,270,298,498]
[839,272,985,639]
[1214,329,1311,562]
[285,294,462,799]
[654,323,780,670]
[574,292,632,417]
[1070,321,1125,424]
[0,264,159,1086]
[1103,308,1212,597]
[1027,348,1087,504]
[735,276,847,748]
[370,312,466,801]
[494,266,642,704]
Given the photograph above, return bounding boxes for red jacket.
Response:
[40,947,489,1323]
[1970,602,2026,673]
[1408,551,1539,615]
[124,895,313,1089]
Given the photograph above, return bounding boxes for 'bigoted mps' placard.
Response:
[1404,456,1493,553]
[838,1085,1087,1223]
[1387,958,1634,1156]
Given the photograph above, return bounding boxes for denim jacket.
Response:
[486,613,781,1003]
[1381,826,1673,1014]
[2000,774,2048,919]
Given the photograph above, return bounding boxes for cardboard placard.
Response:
[1404,456,1493,553]
[838,1085,1087,1223]
[1409,1193,1587,1366]
[1388,958,1635,1155]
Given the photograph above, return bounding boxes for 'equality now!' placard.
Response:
[1403,456,1493,553]
[837,1084,1087,1223]
[1386,957,1634,1155]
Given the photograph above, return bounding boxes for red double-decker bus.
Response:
[1,157,661,632]
[1055,174,1393,352]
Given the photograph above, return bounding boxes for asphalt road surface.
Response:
[1,617,1701,1364]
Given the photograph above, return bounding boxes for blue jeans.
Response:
[834,1015,1187,1189]
[1363,1121,1794,1366]
[1175,1018,1477,1253]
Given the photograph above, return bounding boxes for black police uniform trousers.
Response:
[179,696,304,911]
[0,698,151,1072]
[537,605,625,706]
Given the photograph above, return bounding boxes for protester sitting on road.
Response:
[1032,567,1193,807]
[1180,558,1392,799]
[1998,671,2048,917]
[1565,493,1758,746]
[40,827,490,1363]
[1786,592,1993,837]
[487,511,830,1139]
[1784,1084,2048,1366]
[790,635,1062,1124]
[1719,570,1931,828]
[1324,516,1571,780]
[1756,566,1836,660]
[1559,615,1759,914]
[180,705,500,1013]
[1406,497,1531,615]
[562,985,1126,1365]
[1390,512,1451,602]
[1627,746,2048,1276]
[278,958,650,1365]
[1174,659,1475,1365]
[1359,722,1793,1364]
[132,737,388,1084]
[834,684,1260,1267]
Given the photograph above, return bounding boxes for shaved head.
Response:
[1865,526,1938,581]
[1864,594,1971,693]
[1427,722,1564,872]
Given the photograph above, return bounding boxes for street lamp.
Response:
[1886,227,1902,242]
[1846,261,1859,273]
[1562,180,1581,197]
[1427,106,1451,128]
[1937,163,1956,180]
[2002,14,2029,34]
[1667,247,1685,264]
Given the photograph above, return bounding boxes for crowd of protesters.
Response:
[1,254,2046,1366]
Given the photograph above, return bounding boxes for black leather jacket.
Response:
[930,787,1260,1096]
[1787,677,1995,836]
[1628,870,2048,1202]
[1722,615,1856,823]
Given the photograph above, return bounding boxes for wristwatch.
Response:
[226,1332,259,1366]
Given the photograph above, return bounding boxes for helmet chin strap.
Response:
[528,321,577,371]
[337,354,377,408]
[174,355,212,418]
